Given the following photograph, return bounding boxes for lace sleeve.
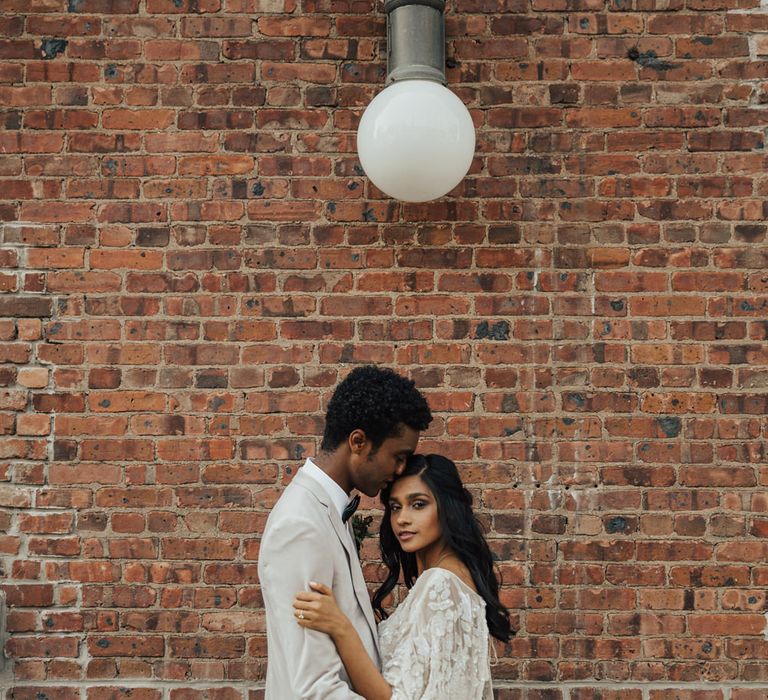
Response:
[381,569,492,700]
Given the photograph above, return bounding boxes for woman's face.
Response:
[388,474,442,554]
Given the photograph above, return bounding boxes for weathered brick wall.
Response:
[2,0,768,697]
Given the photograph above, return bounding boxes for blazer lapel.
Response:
[329,510,381,653]
[293,470,380,653]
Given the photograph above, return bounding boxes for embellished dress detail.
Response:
[378,567,493,700]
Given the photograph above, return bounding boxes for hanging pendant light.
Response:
[356,0,475,203]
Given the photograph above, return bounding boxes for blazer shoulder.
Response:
[275,474,325,511]
[264,477,330,532]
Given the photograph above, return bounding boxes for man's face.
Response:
[349,425,420,498]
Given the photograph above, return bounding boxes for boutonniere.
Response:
[351,514,373,556]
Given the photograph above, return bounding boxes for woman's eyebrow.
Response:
[392,492,431,501]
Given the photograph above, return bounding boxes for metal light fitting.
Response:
[355,0,475,203]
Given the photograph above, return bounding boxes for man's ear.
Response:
[348,428,369,455]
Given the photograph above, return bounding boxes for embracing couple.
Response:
[257,366,512,699]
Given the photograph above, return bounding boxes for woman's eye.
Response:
[390,504,400,512]
[413,501,426,509]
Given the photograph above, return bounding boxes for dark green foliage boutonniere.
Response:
[351,514,373,555]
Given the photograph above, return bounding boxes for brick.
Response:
[487,107,562,128]
[162,538,239,561]
[16,414,50,436]
[257,17,331,36]
[17,367,48,388]
[7,635,80,659]
[689,130,764,151]
[47,271,121,292]
[169,635,245,659]
[0,296,51,317]
[87,635,164,657]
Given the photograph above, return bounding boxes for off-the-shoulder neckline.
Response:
[415,565,483,599]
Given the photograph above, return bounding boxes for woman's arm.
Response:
[294,582,392,700]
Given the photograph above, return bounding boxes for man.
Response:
[258,366,432,699]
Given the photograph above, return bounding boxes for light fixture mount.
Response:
[385,0,446,85]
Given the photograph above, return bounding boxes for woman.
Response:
[293,453,513,700]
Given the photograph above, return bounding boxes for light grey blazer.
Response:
[258,467,381,699]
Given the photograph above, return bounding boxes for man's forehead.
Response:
[390,427,419,448]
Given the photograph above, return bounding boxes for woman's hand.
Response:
[293,581,351,640]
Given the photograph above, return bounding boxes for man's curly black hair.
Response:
[321,366,432,452]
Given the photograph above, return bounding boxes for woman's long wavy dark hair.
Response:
[372,453,513,642]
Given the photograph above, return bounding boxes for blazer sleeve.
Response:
[259,515,366,700]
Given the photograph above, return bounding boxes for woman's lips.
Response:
[398,531,415,542]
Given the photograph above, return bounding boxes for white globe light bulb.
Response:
[356,80,475,203]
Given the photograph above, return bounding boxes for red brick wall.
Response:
[2,0,768,697]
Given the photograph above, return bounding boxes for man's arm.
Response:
[260,516,366,700]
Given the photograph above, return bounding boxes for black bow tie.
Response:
[342,494,360,524]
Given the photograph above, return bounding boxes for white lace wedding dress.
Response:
[377,567,493,700]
